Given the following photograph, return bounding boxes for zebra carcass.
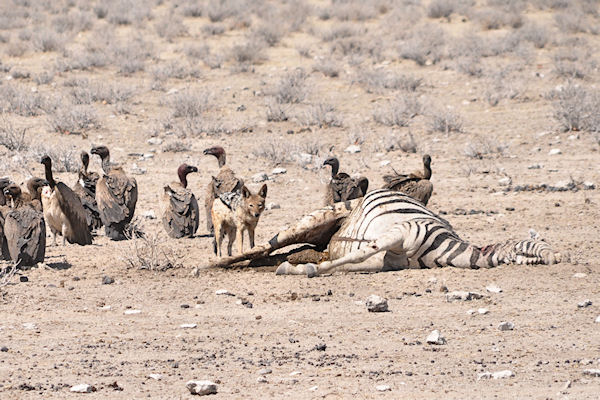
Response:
[207,190,563,277]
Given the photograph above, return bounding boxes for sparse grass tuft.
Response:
[48,105,100,135]
[355,68,422,94]
[0,83,45,116]
[162,140,190,153]
[298,103,343,128]
[373,96,421,127]
[265,99,289,122]
[429,107,464,134]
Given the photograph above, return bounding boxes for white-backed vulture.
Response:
[162,164,200,239]
[382,154,433,205]
[203,146,243,234]
[323,157,369,205]
[0,177,11,206]
[22,177,48,212]
[40,156,92,246]
[72,151,103,231]
[91,145,138,241]
[2,183,46,266]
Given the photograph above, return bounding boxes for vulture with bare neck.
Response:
[323,157,369,205]
[203,146,243,234]
[73,151,103,231]
[162,164,200,238]
[1,183,46,266]
[0,177,10,206]
[91,145,138,240]
[40,156,92,246]
[21,177,48,212]
[382,154,433,206]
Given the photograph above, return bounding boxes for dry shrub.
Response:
[464,136,509,159]
[166,89,211,119]
[550,83,600,132]
[382,131,418,153]
[265,99,289,122]
[313,60,341,78]
[122,231,181,271]
[0,83,45,117]
[428,107,464,134]
[162,140,190,153]
[297,103,343,128]
[0,114,28,151]
[48,105,99,135]
[272,69,309,104]
[399,24,446,65]
[29,144,80,173]
[355,68,422,94]
[0,261,18,289]
[373,96,421,127]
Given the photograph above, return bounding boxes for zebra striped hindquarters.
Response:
[318,189,561,273]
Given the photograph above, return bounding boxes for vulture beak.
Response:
[190,166,199,173]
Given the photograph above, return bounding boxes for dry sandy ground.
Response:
[1,0,600,398]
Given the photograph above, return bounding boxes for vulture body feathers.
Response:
[73,151,102,231]
[162,164,200,238]
[383,154,433,205]
[323,157,369,205]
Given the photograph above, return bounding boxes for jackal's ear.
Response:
[258,184,267,198]
[242,185,251,198]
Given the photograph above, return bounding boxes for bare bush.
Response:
[183,43,210,60]
[473,8,523,30]
[107,0,152,25]
[251,23,286,47]
[112,39,154,75]
[330,36,383,61]
[122,231,180,271]
[162,140,190,153]
[298,103,343,128]
[252,142,294,165]
[32,29,64,52]
[0,261,18,289]
[166,89,211,119]
[427,0,455,19]
[296,45,311,58]
[327,1,378,21]
[205,0,245,22]
[0,83,45,116]
[51,10,94,34]
[155,14,188,41]
[550,83,600,132]
[320,23,364,42]
[554,10,592,34]
[272,69,309,104]
[464,136,509,159]
[313,60,341,78]
[48,105,100,135]
[6,41,29,57]
[484,72,526,106]
[265,99,289,122]
[429,107,464,134]
[181,1,203,17]
[382,131,418,153]
[0,114,28,151]
[515,22,549,49]
[355,68,422,94]
[399,24,446,65]
[29,144,79,173]
[34,71,54,85]
[373,96,421,127]
[230,38,266,68]
[202,23,226,35]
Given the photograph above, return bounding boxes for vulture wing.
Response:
[0,208,9,260]
[97,169,138,227]
[73,180,102,230]
[387,179,433,206]
[162,184,199,238]
[4,206,46,266]
[55,182,93,245]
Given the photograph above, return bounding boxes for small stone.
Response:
[22,323,36,330]
[271,167,287,175]
[548,148,562,156]
[266,202,280,210]
[376,385,391,392]
[577,300,592,308]
[0,346,8,352]
[124,309,141,315]
[466,309,476,315]
[102,276,115,285]
[309,386,319,391]
[252,173,269,183]
[70,384,96,393]
[181,304,190,309]
[257,376,268,383]
[583,369,600,377]
[19,276,28,283]
[365,295,388,312]
[446,291,484,302]
[99,305,111,310]
[485,284,502,293]
[142,210,156,220]
[498,321,514,331]
[180,324,197,329]
[147,138,163,145]
[573,273,587,278]
[380,160,391,167]
[148,374,162,380]
[583,181,595,190]
[344,144,361,153]
[314,343,327,351]
[595,316,600,323]
[426,330,446,345]
[478,370,514,380]
[258,368,272,375]
[478,308,489,315]
[498,177,511,186]
[186,380,218,395]
[290,371,301,376]
[215,289,233,296]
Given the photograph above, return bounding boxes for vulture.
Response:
[161,164,200,238]
[0,177,11,206]
[382,154,433,206]
[1,183,46,266]
[323,157,369,205]
[203,146,243,234]
[91,145,138,241]
[40,156,92,246]
[22,177,48,211]
[72,151,103,231]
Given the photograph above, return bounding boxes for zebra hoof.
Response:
[305,263,317,278]
[275,261,293,275]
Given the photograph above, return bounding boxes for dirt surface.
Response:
[1,0,600,398]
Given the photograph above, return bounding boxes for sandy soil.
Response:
[1,0,600,398]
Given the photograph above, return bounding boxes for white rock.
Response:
[365,295,388,312]
[142,153,154,160]
[344,144,361,153]
[595,316,600,323]
[380,160,391,167]
[376,385,391,392]
[142,210,156,219]
[466,309,476,315]
[294,153,313,165]
[308,386,319,391]
[124,309,141,315]
[148,374,163,380]
[99,305,112,310]
[446,291,484,302]
[167,88,179,95]
[578,300,592,308]
[186,380,218,395]
[498,321,514,331]
[548,148,562,156]
[498,177,511,186]
[266,202,281,210]
[573,273,587,278]
[215,289,231,296]
[252,173,269,183]
[258,368,272,375]
[257,376,268,383]
[180,323,197,329]
[70,384,95,393]
[478,308,489,315]
[290,371,302,376]
[486,284,502,293]
[583,369,600,377]
[426,330,446,345]
[583,181,595,190]
[478,370,515,380]
[271,167,287,175]
[22,323,37,330]
[147,138,163,145]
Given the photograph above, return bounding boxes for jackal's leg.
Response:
[227,227,236,257]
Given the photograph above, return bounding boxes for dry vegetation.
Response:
[1,0,600,398]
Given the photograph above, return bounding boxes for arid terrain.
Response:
[1,0,600,398]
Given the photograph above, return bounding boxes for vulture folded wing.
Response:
[163,185,198,238]
[55,182,93,245]
[389,179,433,205]
[4,207,46,266]
[0,209,8,260]
[99,172,137,226]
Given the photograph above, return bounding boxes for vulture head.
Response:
[80,151,90,170]
[4,183,22,206]
[40,155,56,187]
[423,154,431,168]
[26,177,49,201]
[90,146,110,160]
[323,157,340,176]
[177,164,198,188]
[203,146,226,167]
